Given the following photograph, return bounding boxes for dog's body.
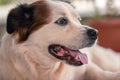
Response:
[0,0,120,80]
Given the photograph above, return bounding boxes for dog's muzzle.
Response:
[48,27,98,66]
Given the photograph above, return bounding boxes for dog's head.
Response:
[7,0,98,66]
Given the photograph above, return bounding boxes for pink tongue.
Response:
[78,53,88,64]
[69,50,88,64]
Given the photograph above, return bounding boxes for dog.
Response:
[0,0,120,80]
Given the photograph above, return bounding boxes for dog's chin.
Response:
[48,44,89,66]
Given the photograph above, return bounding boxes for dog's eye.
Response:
[55,17,68,26]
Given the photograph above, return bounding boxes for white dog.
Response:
[0,0,120,80]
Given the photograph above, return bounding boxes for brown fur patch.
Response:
[7,1,51,43]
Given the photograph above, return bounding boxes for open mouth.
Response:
[48,44,88,66]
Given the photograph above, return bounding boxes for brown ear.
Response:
[7,4,34,42]
[7,1,51,42]
[7,4,34,34]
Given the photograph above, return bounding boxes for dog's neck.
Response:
[21,43,71,80]
[21,41,74,80]
[0,34,57,80]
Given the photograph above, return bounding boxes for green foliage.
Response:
[0,0,13,5]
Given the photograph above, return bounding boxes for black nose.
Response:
[87,29,98,40]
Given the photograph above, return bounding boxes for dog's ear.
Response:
[7,4,34,34]
[7,1,51,42]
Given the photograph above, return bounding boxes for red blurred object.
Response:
[87,18,120,52]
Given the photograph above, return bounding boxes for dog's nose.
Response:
[87,29,98,40]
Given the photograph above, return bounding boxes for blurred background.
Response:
[0,0,120,52]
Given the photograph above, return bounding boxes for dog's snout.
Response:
[87,29,98,40]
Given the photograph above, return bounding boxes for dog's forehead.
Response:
[49,1,80,18]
